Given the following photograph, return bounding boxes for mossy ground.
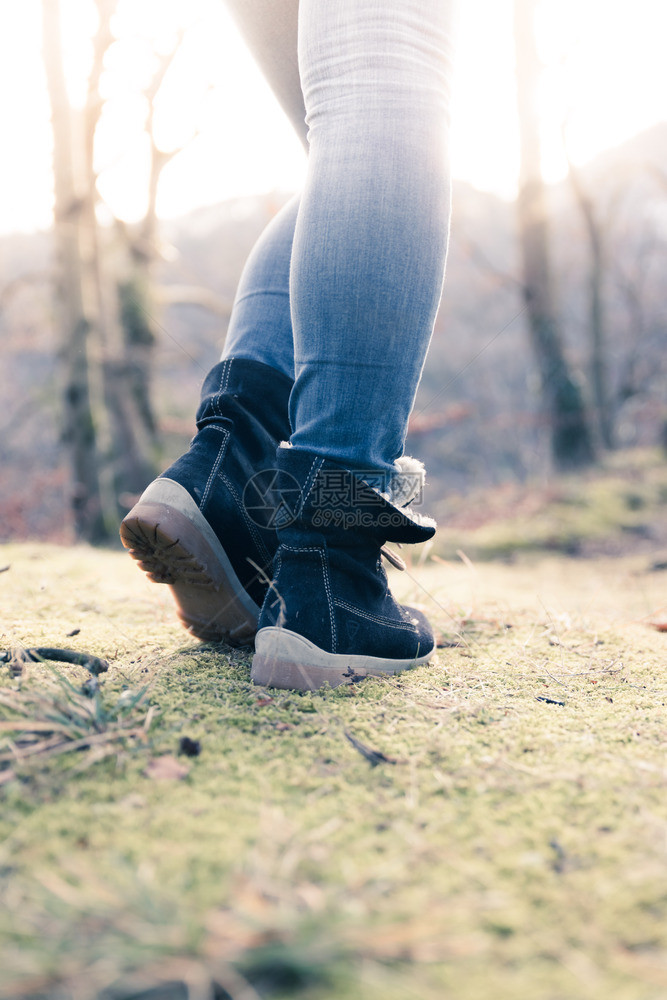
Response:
[1,528,666,999]
[433,448,667,560]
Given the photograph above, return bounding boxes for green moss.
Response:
[1,536,667,999]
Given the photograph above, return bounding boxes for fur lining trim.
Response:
[276,446,436,527]
[375,456,436,530]
[384,455,426,507]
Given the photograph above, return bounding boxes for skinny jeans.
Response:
[221,0,455,483]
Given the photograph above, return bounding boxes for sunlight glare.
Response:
[0,0,666,234]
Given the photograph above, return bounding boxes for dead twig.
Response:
[0,647,109,676]
[345,730,398,768]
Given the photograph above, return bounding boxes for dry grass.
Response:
[1,534,666,1000]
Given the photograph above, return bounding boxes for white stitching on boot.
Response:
[334,599,417,630]
[279,543,336,651]
[201,426,229,508]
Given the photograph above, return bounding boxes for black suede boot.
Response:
[251,446,437,690]
[120,358,293,644]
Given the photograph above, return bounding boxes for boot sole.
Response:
[120,478,261,645]
[251,627,433,691]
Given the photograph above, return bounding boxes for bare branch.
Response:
[141,30,189,246]
[458,233,522,291]
[85,0,118,185]
[146,29,187,105]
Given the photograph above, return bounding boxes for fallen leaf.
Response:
[144,755,190,780]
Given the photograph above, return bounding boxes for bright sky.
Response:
[0,0,666,235]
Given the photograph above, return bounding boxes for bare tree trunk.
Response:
[42,0,107,542]
[112,51,183,479]
[117,249,160,473]
[102,39,189,503]
[513,0,595,470]
[85,0,159,508]
[588,225,612,448]
[567,162,614,449]
[79,0,126,526]
[108,265,160,496]
[43,6,213,521]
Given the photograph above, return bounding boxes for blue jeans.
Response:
[222,0,454,484]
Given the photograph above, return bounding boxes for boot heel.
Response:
[251,627,430,691]
[250,652,357,691]
[251,627,352,689]
[121,482,260,644]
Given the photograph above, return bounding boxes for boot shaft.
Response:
[259,447,436,659]
[161,358,294,606]
[197,358,293,443]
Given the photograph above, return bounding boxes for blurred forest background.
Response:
[1,0,666,544]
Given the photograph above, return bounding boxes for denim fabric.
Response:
[222,196,298,381]
[221,0,455,485]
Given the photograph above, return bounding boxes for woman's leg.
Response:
[221,195,298,380]
[220,0,304,378]
[289,0,455,483]
[250,0,456,689]
[224,0,454,460]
